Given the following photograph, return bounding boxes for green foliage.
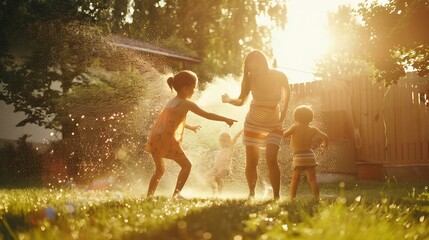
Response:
[1,0,286,134]
[0,182,428,239]
[118,1,288,78]
[357,0,429,83]
[317,0,429,86]
[0,18,112,136]
[0,135,43,187]
[52,69,153,181]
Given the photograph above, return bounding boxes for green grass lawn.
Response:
[1,180,428,240]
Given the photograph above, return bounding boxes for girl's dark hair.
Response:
[167,70,198,92]
[294,105,314,124]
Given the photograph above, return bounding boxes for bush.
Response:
[0,135,43,187]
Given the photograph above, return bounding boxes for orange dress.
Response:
[144,106,187,159]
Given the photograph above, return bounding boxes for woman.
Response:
[222,50,290,199]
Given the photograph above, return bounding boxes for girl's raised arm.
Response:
[186,101,237,127]
[185,124,201,132]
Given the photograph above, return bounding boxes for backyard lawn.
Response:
[1,180,429,240]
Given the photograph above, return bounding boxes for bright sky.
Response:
[272,0,363,83]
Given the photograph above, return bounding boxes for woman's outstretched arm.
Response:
[222,77,251,106]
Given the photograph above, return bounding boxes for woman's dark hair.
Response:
[243,50,269,78]
[167,70,198,92]
[239,50,270,102]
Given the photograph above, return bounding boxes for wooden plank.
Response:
[367,83,375,162]
[384,86,393,164]
[421,96,429,162]
[403,140,410,165]
[373,85,382,162]
[409,142,416,164]
[360,77,370,161]
[416,142,423,163]
[397,84,408,163]
[356,76,369,161]
[369,144,374,163]
[410,86,421,163]
[379,85,387,163]
[397,83,409,163]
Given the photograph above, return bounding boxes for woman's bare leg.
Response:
[171,155,192,197]
[290,168,302,201]
[266,144,280,199]
[305,168,319,202]
[147,154,165,197]
[245,146,259,198]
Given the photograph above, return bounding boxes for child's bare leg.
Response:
[245,146,259,198]
[215,175,223,193]
[290,168,302,201]
[172,155,192,197]
[206,171,217,194]
[147,154,165,197]
[266,144,280,199]
[305,167,319,202]
[210,180,218,194]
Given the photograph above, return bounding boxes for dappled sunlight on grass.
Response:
[1,181,428,239]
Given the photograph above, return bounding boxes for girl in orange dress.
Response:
[145,70,237,198]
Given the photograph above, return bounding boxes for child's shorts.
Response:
[292,150,318,170]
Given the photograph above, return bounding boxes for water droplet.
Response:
[177,220,187,229]
[65,203,76,214]
[203,232,212,239]
[355,195,362,202]
[233,235,243,240]
[282,224,289,231]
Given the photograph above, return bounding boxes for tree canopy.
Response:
[316,0,429,85]
[101,0,288,77]
[1,0,287,134]
[357,0,429,85]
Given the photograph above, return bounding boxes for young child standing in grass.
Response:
[206,130,243,195]
[283,105,329,202]
[145,70,237,198]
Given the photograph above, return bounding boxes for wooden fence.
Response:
[290,73,429,180]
